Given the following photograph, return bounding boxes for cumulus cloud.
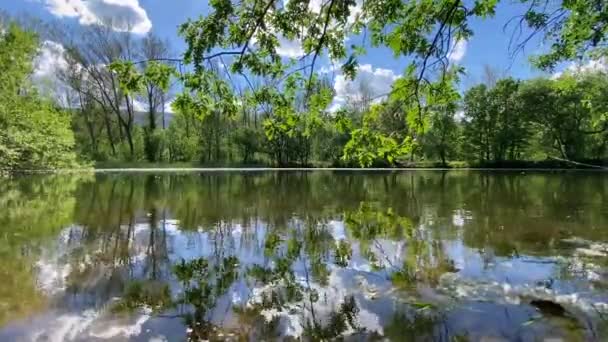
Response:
[303,0,362,22]
[455,110,465,122]
[130,98,176,114]
[250,33,304,58]
[347,0,363,24]
[552,58,608,79]
[33,40,70,104]
[42,0,152,34]
[447,39,467,64]
[131,99,147,112]
[34,40,68,79]
[308,0,323,13]
[284,0,324,13]
[164,98,176,114]
[276,37,305,58]
[330,63,400,111]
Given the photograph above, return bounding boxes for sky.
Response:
[0,0,586,108]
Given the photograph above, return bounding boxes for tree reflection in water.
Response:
[1,171,606,340]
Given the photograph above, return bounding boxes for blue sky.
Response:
[2,0,560,104]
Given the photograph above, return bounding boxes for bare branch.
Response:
[306,0,336,98]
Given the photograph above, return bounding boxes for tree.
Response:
[62,24,142,159]
[172,0,608,166]
[164,112,199,162]
[520,73,608,160]
[489,78,528,161]
[7,1,608,167]
[233,126,262,164]
[525,0,608,71]
[422,75,461,166]
[462,78,529,164]
[139,34,173,162]
[462,84,491,163]
[0,23,78,170]
[342,103,414,167]
[61,57,104,159]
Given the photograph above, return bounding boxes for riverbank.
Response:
[92,159,607,170]
[3,160,607,175]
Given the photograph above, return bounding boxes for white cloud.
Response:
[347,0,363,24]
[319,62,342,75]
[447,39,467,64]
[250,27,305,58]
[34,41,68,79]
[303,0,362,23]
[280,0,320,52]
[128,98,175,114]
[570,58,608,73]
[328,101,343,113]
[552,58,608,79]
[308,0,323,13]
[550,71,561,80]
[42,0,152,34]
[33,40,70,104]
[284,0,323,13]
[455,110,465,122]
[132,99,146,112]
[276,36,305,58]
[330,63,400,111]
[164,98,176,114]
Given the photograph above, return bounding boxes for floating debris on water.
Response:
[530,299,567,317]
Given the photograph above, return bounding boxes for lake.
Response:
[1,171,607,341]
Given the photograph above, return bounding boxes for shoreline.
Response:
[93,167,608,172]
[4,167,607,174]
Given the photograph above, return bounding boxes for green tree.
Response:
[142,61,174,162]
[462,78,529,164]
[164,111,199,162]
[462,84,491,163]
[490,78,528,161]
[139,34,173,162]
[520,73,608,160]
[342,103,413,167]
[0,23,78,171]
[173,0,608,167]
[421,72,461,166]
[233,126,262,164]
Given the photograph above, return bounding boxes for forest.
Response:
[1,0,608,170]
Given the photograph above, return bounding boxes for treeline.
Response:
[1,17,607,170]
[69,66,608,167]
[459,75,608,165]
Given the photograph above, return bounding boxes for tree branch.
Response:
[306,0,336,98]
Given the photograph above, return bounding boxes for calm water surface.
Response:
[1,171,607,341]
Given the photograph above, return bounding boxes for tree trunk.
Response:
[83,111,98,153]
[123,95,135,159]
[103,114,117,156]
[161,93,166,130]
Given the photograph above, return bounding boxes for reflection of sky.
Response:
[444,240,556,284]
[4,219,398,341]
[2,214,608,341]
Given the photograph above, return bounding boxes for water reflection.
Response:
[0,171,607,341]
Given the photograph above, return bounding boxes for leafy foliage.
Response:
[0,23,78,170]
[527,0,608,70]
[6,0,608,168]
[462,72,608,162]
